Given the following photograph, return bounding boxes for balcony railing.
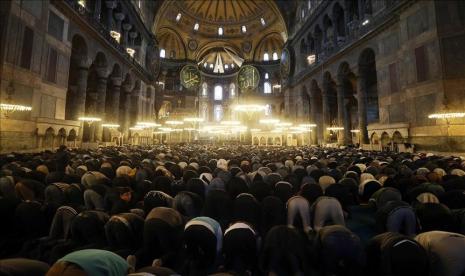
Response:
[290,0,408,85]
[60,0,152,81]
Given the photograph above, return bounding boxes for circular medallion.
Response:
[237,65,260,91]
[188,39,198,51]
[280,48,291,79]
[180,64,201,89]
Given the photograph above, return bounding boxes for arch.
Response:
[381,132,390,147]
[201,82,208,97]
[274,136,281,146]
[267,137,273,146]
[93,51,108,68]
[67,129,77,142]
[393,131,403,144]
[158,101,172,118]
[259,136,266,146]
[371,132,380,145]
[253,136,259,145]
[57,128,67,146]
[253,32,284,62]
[44,127,55,148]
[157,27,187,59]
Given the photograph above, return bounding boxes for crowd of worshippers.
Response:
[1,144,465,276]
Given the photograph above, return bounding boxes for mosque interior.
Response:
[1,0,465,152]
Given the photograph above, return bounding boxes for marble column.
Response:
[74,59,90,120]
[336,77,351,145]
[121,81,133,140]
[131,82,141,127]
[357,73,369,144]
[322,83,331,144]
[110,77,122,125]
[344,7,350,38]
[310,87,320,145]
[94,67,108,142]
[105,1,116,30]
[122,23,132,47]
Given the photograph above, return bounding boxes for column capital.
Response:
[111,77,122,86]
[129,31,138,39]
[122,23,132,31]
[95,66,109,79]
[105,1,116,9]
[114,12,125,21]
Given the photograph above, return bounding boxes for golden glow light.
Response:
[0,103,32,112]
[77,0,85,8]
[78,117,101,122]
[350,129,360,133]
[428,113,465,119]
[110,31,121,43]
[102,123,120,128]
[129,126,143,131]
[251,128,262,132]
[137,122,161,127]
[299,123,317,128]
[183,128,197,131]
[233,104,267,112]
[259,119,280,124]
[220,120,241,125]
[327,127,344,131]
[183,117,204,122]
[165,120,184,125]
[277,122,292,127]
[126,48,135,57]
[307,54,316,65]
[159,127,173,132]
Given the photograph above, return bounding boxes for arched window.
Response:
[214,105,223,121]
[265,73,269,79]
[229,83,236,97]
[218,27,223,36]
[214,85,223,100]
[194,22,199,31]
[301,9,305,19]
[308,0,312,10]
[241,25,247,33]
[202,82,208,97]
[159,49,165,58]
[263,52,269,61]
[175,13,182,22]
[264,82,271,94]
[272,52,278,60]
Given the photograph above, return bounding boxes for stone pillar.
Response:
[94,0,102,20]
[131,82,141,127]
[121,80,133,140]
[336,77,350,145]
[105,1,116,29]
[129,31,137,46]
[74,60,90,120]
[332,14,339,48]
[322,83,331,144]
[122,23,132,46]
[310,89,320,144]
[94,67,108,142]
[357,73,369,144]
[110,77,122,125]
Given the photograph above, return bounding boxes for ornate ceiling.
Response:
[153,0,288,63]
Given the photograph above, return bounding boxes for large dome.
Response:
[153,0,287,62]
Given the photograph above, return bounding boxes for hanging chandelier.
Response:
[1,81,32,117]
